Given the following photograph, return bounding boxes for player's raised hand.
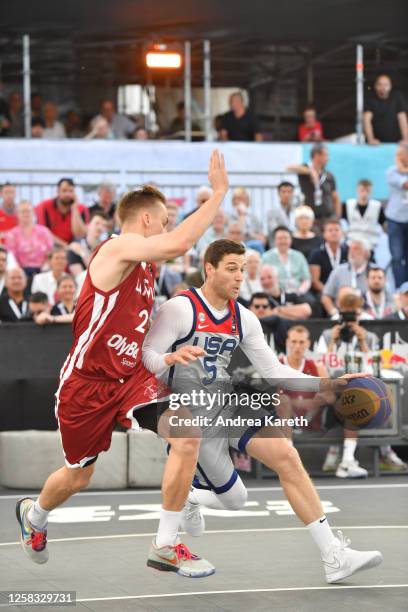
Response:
[165,345,205,367]
[208,149,229,195]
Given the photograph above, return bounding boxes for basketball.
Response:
[335,376,393,430]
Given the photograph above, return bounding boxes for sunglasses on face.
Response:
[253,303,269,309]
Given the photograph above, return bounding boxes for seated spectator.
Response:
[342,179,385,251]
[226,222,245,245]
[51,275,76,315]
[385,281,408,321]
[0,182,18,236]
[363,74,408,144]
[154,261,182,300]
[363,266,395,319]
[0,247,8,295]
[184,186,213,219]
[67,212,108,277]
[267,181,296,243]
[230,187,266,253]
[31,246,68,305]
[4,201,54,276]
[291,206,322,259]
[196,209,226,255]
[42,102,66,139]
[0,267,29,321]
[168,101,201,137]
[262,226,311,295]
[36,177,89,246]
[309,219,348,294]
[31,92,43,120]
[85,116,110,139]
[64,110,84,138]
[31,117,45,138]
[134,127,149,140]
[165,199,180,232]
[297,107,324,142]
[385,144,408,288]
[239,249,262,303]
[3,91,24,137]
[28,292,50,321]
[259,264,312,320]
[88,182,117,233]
[248,292,291,353]
[170,282,189,298]
[219,91,262,142]
[321,239,371,318]
[288,144,341,223]
[91,99,136,139]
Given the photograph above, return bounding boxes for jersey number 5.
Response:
[203,355,217,385]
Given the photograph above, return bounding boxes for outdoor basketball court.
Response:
[0,478,407,611]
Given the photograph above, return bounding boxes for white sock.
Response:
[380,445,391,457]
[342,438,357,463]
[155,508,182,548]
[27,499,49,531]
[188,487,225,510]
[307,515,337,557]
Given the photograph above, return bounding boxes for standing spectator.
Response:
[342,179,385,251]
[385,144,408,288]
[291,206,322,259]
[4,201,54,276]
[239,250,263,303]
[31,246,68,305]
[184,186,213,219]
[230,187,266,253]
[0,247,7,295]
[297,107,324,142]
[51,275,76,315]
[262,226,311,295]
[309,219,348,294]
[92,99,136,139]
[42,102,66,139]
[288,144,341,223]
[64,110,84,138]
[363,74,408,144]
[0,268,28,321]
[4,91,24,137]
[196,210,226,254]
[259,264,312,319]
[321,239,370,318]
[88,182,117,233]
[67,212,108,277]
[219,92,262,142]
[0,182,18,236]
[267,181,297,242]
[35,178,89,245]
[363,267,395,324]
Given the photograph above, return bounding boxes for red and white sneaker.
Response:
[16,498,49,564]
[147,540,215,577]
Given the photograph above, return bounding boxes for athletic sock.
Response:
[307,515,337,557]
[380,444,391,457]
[27,499,49,531]
[155,508,182,548]
[342,438,357,463]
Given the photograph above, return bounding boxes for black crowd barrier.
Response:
[0,320,407,431]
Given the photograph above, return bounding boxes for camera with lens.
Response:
[338,311,357,343]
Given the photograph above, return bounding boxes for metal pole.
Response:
[356,44,364,144]
[22,34,31,138]
[184,41,192,142]
[203,39,212,141]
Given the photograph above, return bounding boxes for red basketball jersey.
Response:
[279,356,319,399]
[66,240,156,380]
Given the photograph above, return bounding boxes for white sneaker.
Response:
[323,530,383,583]
[180,501,205,537]
[380,450,407,471]
[322,447,340,472]
[336,460,368,478]
[147,539,215,577]
[15,498,49,564]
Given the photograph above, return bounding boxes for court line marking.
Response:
[0,482,407,501]
[1,525,407,547]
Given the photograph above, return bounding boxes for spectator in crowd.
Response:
[168,101,201,136]
[321,238,370,318]
[196,209,226,255]
[42,102,66,139]
[184,185,213,219]
[51,275,76,315]
[67,212,108,277]
[247,291,291,353]
[28,292,50,321]
[288,144,341,223]
[267,181,297,243]
[0,182,18,235]
[297,107,324,142]
[385,281,408,321]
[36,178,89,245]
[230,187,266,253]
[3,91,24,137]
[0,247,7,295]
[30,93,43,120]
[154,261,183,300]
[363,267,395,319]
[0,267,28,321]
[259,264,312,319]
[85,116,110,139]
[64,110,84,138]
[89,182,117,233]
[239,249,263,302]
[291,206,322,259]
[165,199,181,232]
[31,117,45,138]
[363,74,408,144]
[170,282,189,298]
[309,219,348,294]
[31,246,68,305]
[262,226,311,295]
[219,92,262,142]
[385,143,408,288]
[226,222,245,245]
[342,179,385,251]
[134,127,149,140]
[248,291,273,318]
[4,200,54,276]
[92,99,136,139]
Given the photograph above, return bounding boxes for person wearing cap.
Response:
[385,144,408,288]
[291,205,322,259]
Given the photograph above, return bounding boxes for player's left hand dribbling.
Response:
[320,372,370,393]
[165,346,205,367]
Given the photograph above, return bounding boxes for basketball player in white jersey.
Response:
[143,239,383,583]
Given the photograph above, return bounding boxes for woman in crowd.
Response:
[51,274,76,316]
[291,205,322,259]
[239,249,263,303]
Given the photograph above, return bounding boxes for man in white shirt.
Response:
[31,246,67,305]
[142,238,382,584]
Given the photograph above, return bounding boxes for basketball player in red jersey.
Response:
[16,150,228,577]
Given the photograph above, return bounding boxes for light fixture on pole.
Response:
[145,44,182,69]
